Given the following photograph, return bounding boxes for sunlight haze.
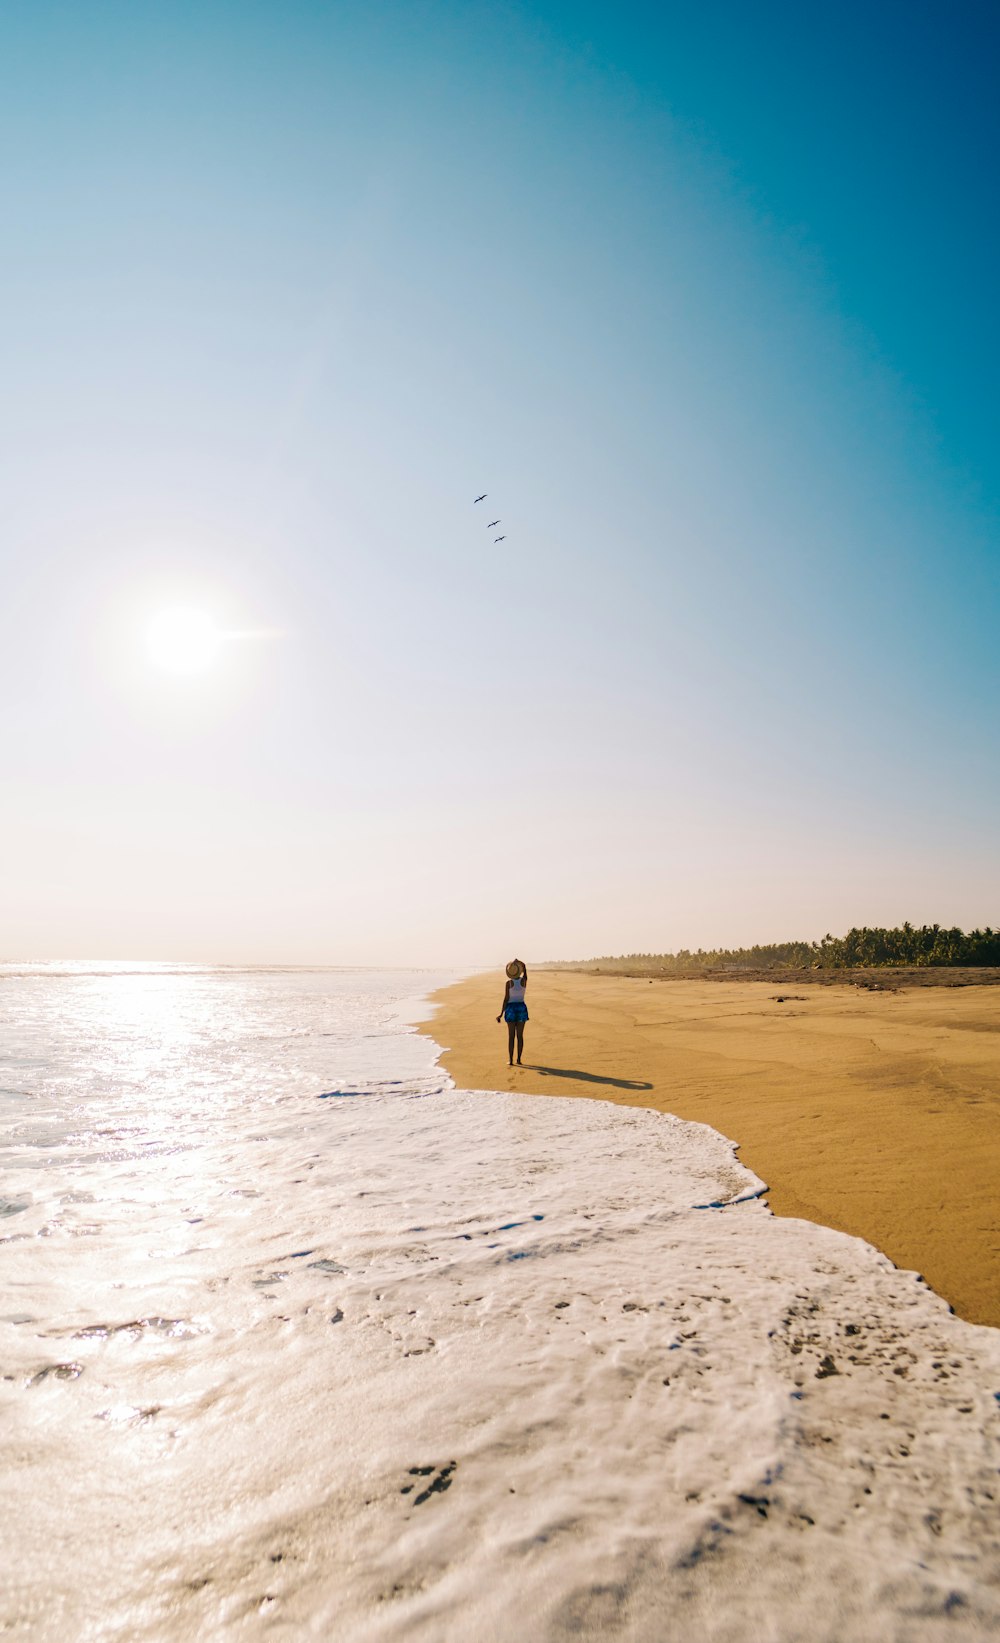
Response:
[2,0,997,964]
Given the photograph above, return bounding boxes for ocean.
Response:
[2,965,998,1641]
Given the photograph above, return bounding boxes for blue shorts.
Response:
[503,1002,529,1024]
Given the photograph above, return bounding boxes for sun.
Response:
[145,607,222,674]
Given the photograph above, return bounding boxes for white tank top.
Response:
[508,978,526,1004]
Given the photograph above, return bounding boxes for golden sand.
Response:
[419,970,1000,1329]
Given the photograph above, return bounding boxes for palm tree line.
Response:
[562,924,1000,972]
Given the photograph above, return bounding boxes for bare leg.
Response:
[515,1022,524,1064]
[507,1021,516,1064]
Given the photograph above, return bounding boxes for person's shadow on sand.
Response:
[523,1065,653,1091]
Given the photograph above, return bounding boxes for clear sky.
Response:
[2,0,997,964]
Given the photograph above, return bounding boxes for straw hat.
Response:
[505,959,524,979]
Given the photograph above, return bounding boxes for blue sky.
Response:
[2,1,997,962]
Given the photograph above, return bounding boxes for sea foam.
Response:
[1,967,998,1640]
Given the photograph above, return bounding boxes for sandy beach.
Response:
[420,970,1000,1329]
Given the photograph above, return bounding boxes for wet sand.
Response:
[420,971,1000,1328]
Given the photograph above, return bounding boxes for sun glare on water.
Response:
[146,608,222,674]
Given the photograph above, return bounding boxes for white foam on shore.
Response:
[1,972,999,1640]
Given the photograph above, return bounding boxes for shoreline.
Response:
[5,966,1000,1637]
[419,969,1000,1329]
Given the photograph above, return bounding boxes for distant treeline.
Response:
[562,924,1000,972]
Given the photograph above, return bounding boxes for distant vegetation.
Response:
[559,924,1000,972]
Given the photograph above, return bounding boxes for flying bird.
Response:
[487,519,500,528]
[494,535,506,542]
[473,494,487,503]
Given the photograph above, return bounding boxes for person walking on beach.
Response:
[497,959,529,1066]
